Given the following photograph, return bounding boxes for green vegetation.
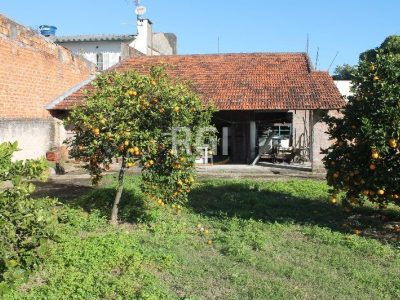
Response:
[324,35,400,208]
[0,142,57,294]
[66,67,215,223]
[7,176,400,299]
[332,63,356,80]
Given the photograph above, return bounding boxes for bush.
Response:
[0,142,58,294]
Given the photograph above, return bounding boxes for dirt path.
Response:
[32,162,325,201]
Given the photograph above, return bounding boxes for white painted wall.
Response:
[131,19,152,55]
[59,40,124,70]
[334,80,353,100]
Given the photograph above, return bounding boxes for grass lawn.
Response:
[8,176,400,299]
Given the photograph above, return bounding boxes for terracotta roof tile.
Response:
[51,53,345,110]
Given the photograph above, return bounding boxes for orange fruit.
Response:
[373,75,379,81]
[369,64,376,72]
[174,106,180,113]
[207,240,212,245]
[128,90,137,96]
[369,164,376,171]
[124,140,129,146]
[371,152,379,159]
[127,162,134,168]
[93,128,100,136]
[330,196,337,204]
[389,138,397,148]
[377,189,385,195]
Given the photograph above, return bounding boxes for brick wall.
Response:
[291,109,339,173]
[0,14,95,159]
[310,110,341,173]
[0,14,95,119]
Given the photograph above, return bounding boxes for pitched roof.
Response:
[49,53,345,111]
[55,34,135,42]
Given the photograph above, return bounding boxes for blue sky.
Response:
[1,0,399,73]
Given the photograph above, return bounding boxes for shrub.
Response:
[0,142,58,294]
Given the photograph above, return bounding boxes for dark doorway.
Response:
[230,123,250,163]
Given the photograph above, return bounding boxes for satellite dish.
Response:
[135,6,146,16]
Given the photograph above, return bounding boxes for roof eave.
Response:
[46,75,96,110]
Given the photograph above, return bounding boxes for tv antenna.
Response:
[134,0,147,19]
[305,33,309,55]
[327,51,339,72]
[315,47,320,70]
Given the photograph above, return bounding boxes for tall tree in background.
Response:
[323,36,400,208]
[332,64,356,80]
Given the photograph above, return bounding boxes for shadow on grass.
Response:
[32,176,149,223]
[187,181,400,236]
[73,185,149,223]
[33,177,400,243]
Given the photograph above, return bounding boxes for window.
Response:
[96,53,103,70]
[272,125,291,138]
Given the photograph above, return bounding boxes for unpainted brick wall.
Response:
[0,14,95,119]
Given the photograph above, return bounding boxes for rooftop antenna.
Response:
[306,33,309,55]
[315,47,320,70]
[327,51,339,72]
[134,0,147,20]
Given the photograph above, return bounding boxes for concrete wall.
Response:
[152,32,177,55]
[0,118,54,160]
[0,14,95,159]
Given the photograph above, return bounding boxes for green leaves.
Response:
[66,67,216,212]
[324,36,400,208]
[0,142,57,294]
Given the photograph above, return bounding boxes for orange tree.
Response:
[66,67,215,223]
[323,36,400,208]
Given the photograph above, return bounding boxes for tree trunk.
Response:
[110,157,126,225]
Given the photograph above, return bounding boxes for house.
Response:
[46,53,345,172]
[0,14,96,160]
[54,19,177,71]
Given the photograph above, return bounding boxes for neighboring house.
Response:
[55,19,177,71]
[334,80,353,100]
[0,14,96,160]
[47,53,345,172]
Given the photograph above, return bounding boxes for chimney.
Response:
[131,19,152,55]
[39,25,57,37]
